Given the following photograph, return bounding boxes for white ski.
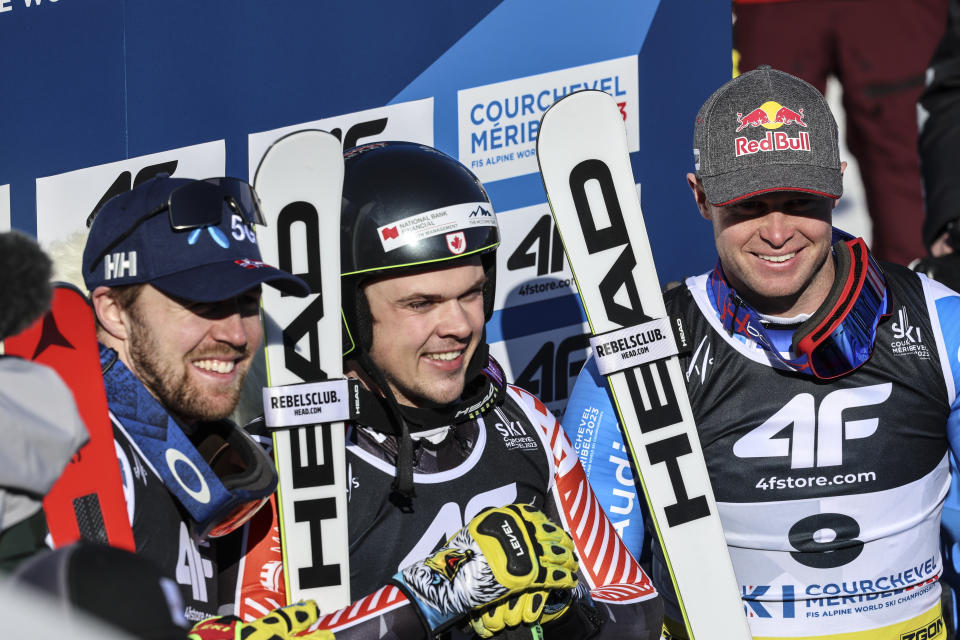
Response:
[253,130,350,611]
[537,90,750,639]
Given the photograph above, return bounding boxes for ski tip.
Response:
[539,89,619,129]
[252,129,343,188]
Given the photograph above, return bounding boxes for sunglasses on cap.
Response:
[86,177,265,275]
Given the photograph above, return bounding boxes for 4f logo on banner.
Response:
[329,117,387,150]
[733,383,892,468]
[513,333,590,404]
[507,214,566,276]
[88,160,180,226]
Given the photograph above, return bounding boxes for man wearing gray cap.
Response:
[566,66,960,638]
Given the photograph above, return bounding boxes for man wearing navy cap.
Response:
[81,175,308,624]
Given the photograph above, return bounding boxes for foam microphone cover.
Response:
[0,231,53,341]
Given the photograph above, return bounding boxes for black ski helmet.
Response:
[340,141,500,357]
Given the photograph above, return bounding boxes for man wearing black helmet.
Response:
[286,141,661,640]
[81,176,310,625]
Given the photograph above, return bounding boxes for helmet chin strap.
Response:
[350,335,502,503]
[353,350,417,504]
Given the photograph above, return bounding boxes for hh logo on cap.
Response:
[734,100,810,157]
[104,251,138,280]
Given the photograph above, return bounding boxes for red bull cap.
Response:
[692,65,842,206]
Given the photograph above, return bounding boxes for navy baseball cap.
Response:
[82,175,309,302]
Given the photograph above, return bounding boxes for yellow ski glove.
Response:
[468,588,574,637]
[394,504,578,635]
[188,600,334,640]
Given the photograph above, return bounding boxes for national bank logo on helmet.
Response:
[375,202,496,255]
[341,142,500,276]
[693,65,842,206]
[82,175,308,302]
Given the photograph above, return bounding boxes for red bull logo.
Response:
[736,107,771,132]
[735,131,811,156]
[736,100,807,131]
[774,106,806,127]
[734,100,810,157]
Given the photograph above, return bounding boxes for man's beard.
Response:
[126,310,249,423]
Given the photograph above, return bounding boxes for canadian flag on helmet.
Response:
[446,232,466,255]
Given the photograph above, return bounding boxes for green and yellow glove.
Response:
[468,588,573,637]
[188,600,334,640]
[393,504,578,635]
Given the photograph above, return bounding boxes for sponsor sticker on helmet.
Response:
[376,201,496,253]
[446,232,467,255]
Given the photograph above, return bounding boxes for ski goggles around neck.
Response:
[86,177,265,274]
[191,422,277,539]
[709,229,891,379]
[102,346,276,539]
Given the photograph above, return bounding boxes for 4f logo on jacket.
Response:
[733,383,892,469]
